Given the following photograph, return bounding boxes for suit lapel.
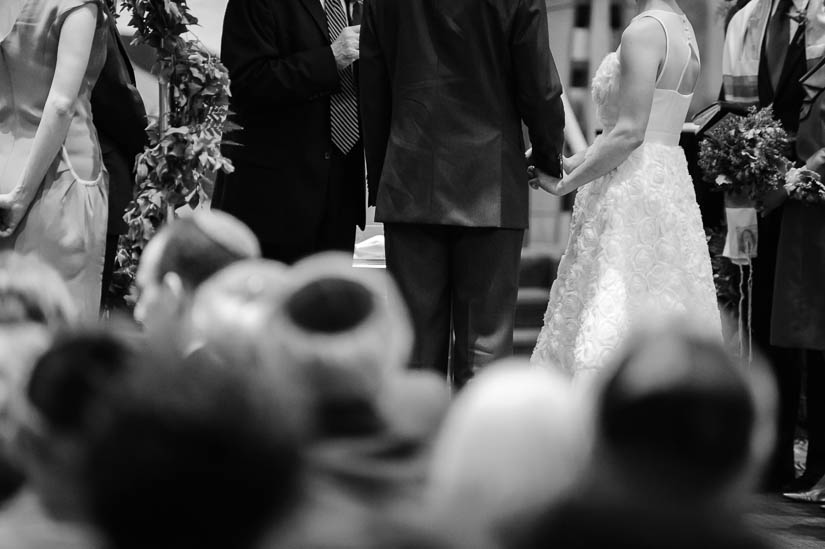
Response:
[774,24,806,97]
[298,0,329,42]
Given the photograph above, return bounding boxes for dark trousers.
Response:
[384,223,524,388]
[803,351,825,478]
[752,206,805,487]
[260,147,360,264]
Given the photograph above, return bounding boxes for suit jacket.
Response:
[90,6,148,235]
[213,0,366,244]
[771,55,825,350]
[757,23,806,140]
[359,0,564,229]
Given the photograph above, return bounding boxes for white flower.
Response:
[715,174,733,187]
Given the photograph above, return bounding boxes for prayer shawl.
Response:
[723,0,825,104]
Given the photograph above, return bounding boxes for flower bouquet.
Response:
[698,106,792,265]
[698,105,792,206]
[785,166,825,204]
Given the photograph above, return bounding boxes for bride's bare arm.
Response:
[0,3,98,236]
[553,19,664,195]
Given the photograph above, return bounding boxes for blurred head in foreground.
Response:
[133,211,260,353]
[512,320,777,549]
[13,331,137,522]
[259,252,415,439]
[591,319,776,507]
[427,360,586,549]
[0,251,77,503]
[0,251,77,329]
[83,351,304,549]
[187,258,290,366]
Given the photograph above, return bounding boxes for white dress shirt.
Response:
[320,0,354,20]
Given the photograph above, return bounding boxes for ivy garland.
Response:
[107,0,236,310]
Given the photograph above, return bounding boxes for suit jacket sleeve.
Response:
[90,11,148,164]
[359,0,391,206]
[511,0,564,178]
[222,0,341,105]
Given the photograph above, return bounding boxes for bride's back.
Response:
[634,9,700,147]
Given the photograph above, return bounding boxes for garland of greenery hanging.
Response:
[107,0,237,310]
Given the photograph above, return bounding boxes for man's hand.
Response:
[331,25,360,70]
[528,166,567,196]
[806,148,825,177]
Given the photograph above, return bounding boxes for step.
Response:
[513,327,541,356]
[519,248,560,289]
[515,287,549,330]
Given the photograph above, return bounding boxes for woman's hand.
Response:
[528,167,577,196]
[563,152,586,174]
[0,191,32,237]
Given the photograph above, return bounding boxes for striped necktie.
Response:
[326,0,360,155]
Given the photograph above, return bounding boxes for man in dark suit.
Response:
[91,1,148,308]
[213,0,366,264]
[722,0,815,491]
[360,0,565,387]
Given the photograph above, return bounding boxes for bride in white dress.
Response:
[530,0,721,381]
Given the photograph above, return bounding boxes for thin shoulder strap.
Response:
[635,12,670,86]
[675,19,701,94]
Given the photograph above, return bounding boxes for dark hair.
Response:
[598,336,754,494]
[154,217,254,289]
[27,331,136,434]
[84,353,303,549]
[283,276,386,438]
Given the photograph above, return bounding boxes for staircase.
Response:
[514,247,560,356]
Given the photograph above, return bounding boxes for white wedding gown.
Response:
[531,11,721,381]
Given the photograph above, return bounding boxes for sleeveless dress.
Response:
[0,0,108,320]
[531,11,721,381]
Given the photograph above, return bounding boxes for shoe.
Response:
[781,471,825,493]
[782,489,825,503]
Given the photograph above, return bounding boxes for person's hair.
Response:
[261,252,413,439]
[188,259,290,369]
[596,324,756,496]
[26,331,136,435]
[0,252,77,328]
[153,212,260,289]
[84,352,303,549]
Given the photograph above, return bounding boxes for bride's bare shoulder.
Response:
[620,16,667,51]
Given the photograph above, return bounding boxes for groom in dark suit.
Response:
[360,0,564,387]
[214,0,366,264]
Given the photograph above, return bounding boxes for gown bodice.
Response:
[591,10,700,147]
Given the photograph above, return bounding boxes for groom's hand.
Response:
[331,25,361,70]
[528,166,563,195]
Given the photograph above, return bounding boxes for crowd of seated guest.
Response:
[0,212,780,549]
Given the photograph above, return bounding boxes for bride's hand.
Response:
[528,167,573,196]
[0,192,31,237]
[563,152,586,174]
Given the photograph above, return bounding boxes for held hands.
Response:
[528,166,569,196]
[563,152,585,174]
[0,190,31,237]
[331,25,360,70]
